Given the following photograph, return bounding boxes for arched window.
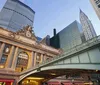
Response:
[16,52,29,72]
[0,44,11,68]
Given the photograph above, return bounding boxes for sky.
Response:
[0,0,100,38]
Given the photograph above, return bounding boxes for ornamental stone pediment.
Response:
[16,25,37,41]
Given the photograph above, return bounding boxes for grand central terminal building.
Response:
[0,26,61,85]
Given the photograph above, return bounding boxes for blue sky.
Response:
[0,0,100,38]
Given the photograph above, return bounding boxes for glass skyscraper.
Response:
[50,20,83,51]
[0,0,35,32]
[80,9,97,41]
[90,0,100,20]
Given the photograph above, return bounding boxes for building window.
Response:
[0,42,2,48]
[0,55,7,64]
[0,44,11,68]
[98,4,100,8]
[16,52,29,72]
[46,57,50,61]
[45,56,53,62]
[95,0,100,5]
[36,53,41,65]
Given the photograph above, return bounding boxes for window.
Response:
[46,56,52,61]
[98,4,100,8]
[0,44,11,68]
[16,52,29,72]
[36,53,41,65]
[0,55,7,64]
[95,0,100,5]
[36,54,41,61]
[0,42,2,49]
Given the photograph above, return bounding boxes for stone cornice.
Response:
[0,68,20,76]
[0,35,58,56]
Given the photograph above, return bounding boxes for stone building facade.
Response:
[0,26,60,85]
[90,0,100,20]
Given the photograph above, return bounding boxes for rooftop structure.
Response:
[80,9,97,41]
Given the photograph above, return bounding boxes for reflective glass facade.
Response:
[50,21,83,51]
[59,21,83,51]
[0,0,35,32]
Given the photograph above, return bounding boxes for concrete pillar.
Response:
[5,46,15,68]
[33,52,37,66]
[11,47,19,69]
[0,43,5,61]
[28,51,34,68]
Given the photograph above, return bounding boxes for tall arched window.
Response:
[0,44,11,68]
[36,53,41,65]
[16,52,29,72]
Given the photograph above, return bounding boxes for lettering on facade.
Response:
[18,53,28,59]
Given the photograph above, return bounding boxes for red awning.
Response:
[0,79,14,82]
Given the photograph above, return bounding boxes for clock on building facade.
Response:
[26,31,32,38]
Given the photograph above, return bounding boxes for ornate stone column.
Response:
[43,54,46,61]
[11,47,19,69]
[33,52,37,67]
[5,46,15,68]
[0,43,5,61]
[40,54,43,63]
[27,51,34,69]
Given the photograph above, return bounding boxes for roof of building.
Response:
[54,20,79,35]
[11,0,35,13]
